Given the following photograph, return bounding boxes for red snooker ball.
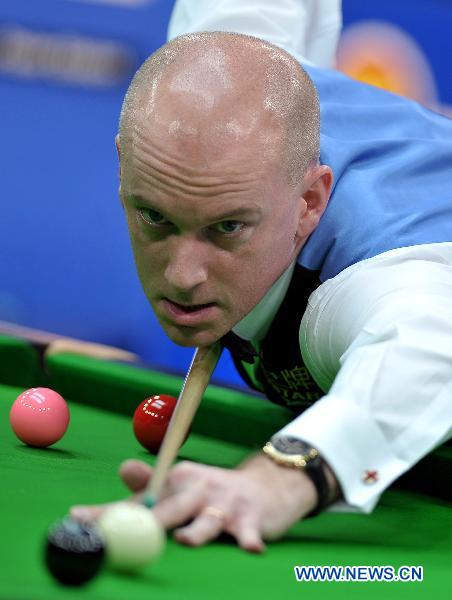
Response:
[133,395,178,454]
[9,387,70,448]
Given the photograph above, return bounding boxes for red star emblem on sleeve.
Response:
[362,470,379,484]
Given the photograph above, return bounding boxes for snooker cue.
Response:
[143,342,222,506]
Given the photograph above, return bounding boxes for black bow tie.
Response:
[220,331,258,364]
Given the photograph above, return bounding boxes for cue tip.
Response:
[142,494,157,509]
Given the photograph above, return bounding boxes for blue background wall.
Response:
[1,0,451,385]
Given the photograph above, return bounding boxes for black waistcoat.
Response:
[226,264,325,415]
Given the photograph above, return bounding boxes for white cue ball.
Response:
[97,503,165,572]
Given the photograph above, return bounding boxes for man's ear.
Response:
[296,164,333,242]
[115,134,123,204]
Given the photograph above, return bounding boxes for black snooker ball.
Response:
[44,518,105,586]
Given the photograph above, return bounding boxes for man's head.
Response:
[117,32,333,347]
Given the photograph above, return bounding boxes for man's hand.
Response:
[71,454,323,553]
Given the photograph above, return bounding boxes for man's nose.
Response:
[164,236,209,293]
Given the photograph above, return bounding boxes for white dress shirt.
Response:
[168,0,342,68]
[232,243,452,512]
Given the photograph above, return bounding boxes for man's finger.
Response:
[173,506,228,546]
[232,514,266,554]
[119,459,153,492]
[152,488,204,529]
[70,501,119,523]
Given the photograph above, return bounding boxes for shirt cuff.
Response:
[277,395,409,513]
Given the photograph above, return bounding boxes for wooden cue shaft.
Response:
[146,342,222,501]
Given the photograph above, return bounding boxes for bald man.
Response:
[72,10,452,552]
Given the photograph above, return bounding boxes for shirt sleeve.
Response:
[167,0,342,68]
[277,245,452,512]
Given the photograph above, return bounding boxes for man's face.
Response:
[119,107,308,348]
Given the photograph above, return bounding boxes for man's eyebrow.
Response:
[125,194,262,220]
[208,207,263,220]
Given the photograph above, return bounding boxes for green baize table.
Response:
[0,334,451,600]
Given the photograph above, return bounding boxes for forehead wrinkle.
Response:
[132,118,266,177]
[128,127,265,195]
[131,156,261,201]
[132,142,264,189]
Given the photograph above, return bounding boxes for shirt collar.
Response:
[232,260,296,342]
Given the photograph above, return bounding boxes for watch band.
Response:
[262,436,330,516]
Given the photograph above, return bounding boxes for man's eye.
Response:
[213,220,243,235]
[139,208,170,226]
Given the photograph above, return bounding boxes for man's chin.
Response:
[163,323,225,348]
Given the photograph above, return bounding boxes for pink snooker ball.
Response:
[9,387,70,448]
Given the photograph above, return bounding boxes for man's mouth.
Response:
[160,298,218,325]
[168,300,215,313]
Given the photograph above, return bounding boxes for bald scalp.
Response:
[119,32,320,186]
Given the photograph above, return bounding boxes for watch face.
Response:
[272,436,310,455]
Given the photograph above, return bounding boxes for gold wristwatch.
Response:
[262,436,329,514]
